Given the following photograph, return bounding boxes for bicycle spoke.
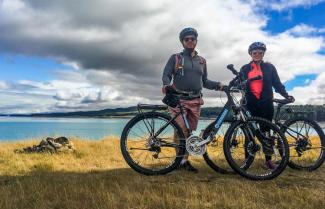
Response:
[130,147,150,150]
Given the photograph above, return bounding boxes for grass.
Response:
[0,137,324,209]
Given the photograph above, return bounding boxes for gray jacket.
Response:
[162,50,220,93]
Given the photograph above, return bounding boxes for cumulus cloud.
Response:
[289,72,325,104]
[0,81,8,90]
[0,0,325,113]
[287,24,325,36]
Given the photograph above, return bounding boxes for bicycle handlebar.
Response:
[273,98,293,105]
[225,64,262,92]
[227,64,239,76]
[165,85,199,98]
[249,75,262,82]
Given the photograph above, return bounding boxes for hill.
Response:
[1,104,325,121]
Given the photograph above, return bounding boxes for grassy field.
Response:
[0,137,324,209]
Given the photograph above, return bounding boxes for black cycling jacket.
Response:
[240,61,289,102]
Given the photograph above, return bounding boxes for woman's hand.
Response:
[287,95,295,103]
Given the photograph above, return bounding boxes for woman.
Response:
[240,42,295,169]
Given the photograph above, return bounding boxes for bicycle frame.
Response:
[151,104,190,139]
[138,93,242,147]
[138,66,268,151]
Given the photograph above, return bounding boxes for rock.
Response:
[18,136,75,153]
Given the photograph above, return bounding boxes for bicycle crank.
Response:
[186,136,207,156]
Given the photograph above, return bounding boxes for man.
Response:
[240,42,295,169]
[162,27,223,172]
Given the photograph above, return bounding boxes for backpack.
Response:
[173,53,206,77]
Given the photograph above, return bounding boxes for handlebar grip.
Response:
[227,64,239,75]
[273,98,293,104]
[226,64,234,70]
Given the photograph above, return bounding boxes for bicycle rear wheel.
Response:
[224,117,289,180]
[282,117,325,171]
[120,112,186,175]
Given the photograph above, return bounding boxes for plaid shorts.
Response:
[168,97,204,132]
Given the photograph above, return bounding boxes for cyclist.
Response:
[162,27,223,172]
[240,42,295,169]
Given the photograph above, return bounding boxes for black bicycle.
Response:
[203,66,325,174]
[120,65,289,180]
[273,99,325,171]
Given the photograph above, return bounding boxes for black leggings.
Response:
[246,99,274,161]
[246,99,274,122]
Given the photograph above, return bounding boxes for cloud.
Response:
[0,0,325,113]
[288,72,325,104]
[0,0,266,77]
[287,24,325,36]
[0,69,156,113]
[0,91,54,114]
[0,81,8,90]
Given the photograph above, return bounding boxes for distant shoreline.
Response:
[0,115,217,120]
[1,115,325,123]
[1,104,325,121]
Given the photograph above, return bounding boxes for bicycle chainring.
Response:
[186,136,207,156]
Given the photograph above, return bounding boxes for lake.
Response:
[0,117,216,141]
[0,117,324,141]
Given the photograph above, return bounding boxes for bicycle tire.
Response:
[120,112,186,175]
[281,117,325,171]
[224,117,289,180]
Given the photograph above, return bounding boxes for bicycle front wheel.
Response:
[282,117,325,171]
[120,112,186,175]
[203,121,236,174]
[223,117,289,180]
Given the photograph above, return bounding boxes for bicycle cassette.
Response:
[186,136,207,156]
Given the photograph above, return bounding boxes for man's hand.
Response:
[162,85,173,94]
[215,83,225,91]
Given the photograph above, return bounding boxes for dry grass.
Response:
[0,137,324,209]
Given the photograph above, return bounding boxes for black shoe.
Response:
[179,161,198,173]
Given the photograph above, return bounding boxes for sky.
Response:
[0,0,325,114]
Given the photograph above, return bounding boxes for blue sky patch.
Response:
[0,55,74,82]
[263,2,325,35]
[284,73,318,91]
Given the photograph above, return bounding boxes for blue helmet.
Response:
[248,42,267,54]
[179,27,198,42]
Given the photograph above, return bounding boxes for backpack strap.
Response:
[173,53,205,76]
[198,55,206,65]
[173,53,184,76]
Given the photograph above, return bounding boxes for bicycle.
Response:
[202,66,325,174]
[120,65,289,180]
[273,99,325,171]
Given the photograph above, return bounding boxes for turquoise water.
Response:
[1,117,324,142]
[0,117,215,141]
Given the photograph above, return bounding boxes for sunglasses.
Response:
[251,51,264,55]
[183,37,197,42]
